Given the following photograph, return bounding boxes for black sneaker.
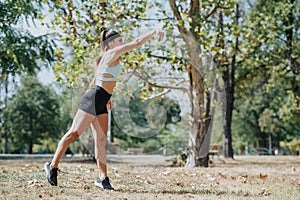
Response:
[44,162,58,186]
[94,177,114,190]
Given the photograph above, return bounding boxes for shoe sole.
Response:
[94,181,104,189]
[94,181,114,190]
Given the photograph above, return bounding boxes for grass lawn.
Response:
[0,155,299,199]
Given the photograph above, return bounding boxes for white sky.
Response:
[25,16,56,85]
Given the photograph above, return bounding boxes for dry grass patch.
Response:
[0,155,299,199]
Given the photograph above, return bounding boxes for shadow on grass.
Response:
[116,188,231,196]
[62,156,172,167]
[62,157,130,165]
[213,156,300,168]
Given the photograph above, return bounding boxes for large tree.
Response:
[2,76,61,154]
[48,0,239,167]
[233,0,300,152]
[0,0,56,153]
[167,0,240,165]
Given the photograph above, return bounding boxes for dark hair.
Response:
[95,28,121,66]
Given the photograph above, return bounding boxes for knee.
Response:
[95,135,106,145]
[61,131,79,144]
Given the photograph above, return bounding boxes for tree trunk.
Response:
[4,74,10,153]
[185,45,210,167]
[257,132,268,148]
[223,84,234,158]
[168,0,212,167]
[28,142,33,154]
[186,75,209,167]
[29,110,33,154]
[215,4,240,158]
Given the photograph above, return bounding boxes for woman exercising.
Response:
[44,28,164,190]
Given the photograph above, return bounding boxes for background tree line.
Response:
[1,0,299,164]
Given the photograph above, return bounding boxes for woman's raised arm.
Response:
[112,29,164,58]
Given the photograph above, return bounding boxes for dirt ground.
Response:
[0,155,299,200]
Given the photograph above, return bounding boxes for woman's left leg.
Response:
[91,113,108,178]
[90,113,114,190]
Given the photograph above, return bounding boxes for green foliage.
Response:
[128,87,181,127]
[0,0,59,154]
[2,76,61,153]
[0,0,43,25]
[233,0,300,153]
[41,0,300,156]
[48,0,156,85]
[111,89,183,152]
[0,0,55,76]
[280,137,300,155]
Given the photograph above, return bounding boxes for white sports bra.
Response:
[96,63,122,81]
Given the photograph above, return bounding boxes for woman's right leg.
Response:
[50,110,95,168]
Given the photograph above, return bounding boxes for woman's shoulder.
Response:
[97,59,121,68]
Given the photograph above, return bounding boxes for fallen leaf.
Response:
[162,171,171,176]
[176,182,184,187]
[207,174,216,182]
[83,185,90,189]
[239,175,248,183]
[218,172,226,179]
[242,191,249,196]
[260,187,271,196]
[241,175,248,179]
[188,173,197,177]
[27,179,38,186]
[259,173,268,179]
[27,179,43,188]
[184,193,195,198]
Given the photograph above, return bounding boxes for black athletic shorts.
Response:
[79,85,112,115]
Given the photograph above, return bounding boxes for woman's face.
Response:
[112,37,123,47]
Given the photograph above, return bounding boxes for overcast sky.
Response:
[25,16,56,85]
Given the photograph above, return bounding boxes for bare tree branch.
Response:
[134,17,175,21]
[168,0,188,35]
[118,86,172,101]
[189,0,199,16]
[141,89,172,101]
[189,0,199,33]
[122,65,139,83]
[203,3,221,23]
[136,72,187,92]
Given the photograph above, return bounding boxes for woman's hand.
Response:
[155,29,164,41]
[107,100,113,110]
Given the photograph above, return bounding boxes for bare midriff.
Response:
[95,80,116,94]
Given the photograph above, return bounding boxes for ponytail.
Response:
[95,28,107,66]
